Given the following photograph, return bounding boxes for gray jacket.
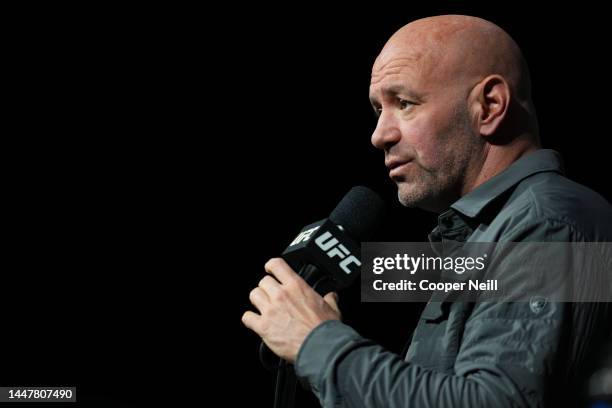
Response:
[295,150,612,407]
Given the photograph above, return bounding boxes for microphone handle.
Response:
[259,262,336,408]
[258,262,334,371]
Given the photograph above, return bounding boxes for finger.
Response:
[323,292,340,313]
[264,258,300,285]
[241,310,263,334]
[249,287,270,312]
[258,275,282,298]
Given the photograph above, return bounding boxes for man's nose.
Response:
[371,112,401,151]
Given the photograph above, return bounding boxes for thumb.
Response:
[323,292,340,313]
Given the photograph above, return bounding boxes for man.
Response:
[242,15,612,406]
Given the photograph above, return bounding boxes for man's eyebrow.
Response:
[369,85,423,106]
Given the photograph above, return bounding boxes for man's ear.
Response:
[471,75,511,137]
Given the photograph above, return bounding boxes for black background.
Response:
[5,3,611,407]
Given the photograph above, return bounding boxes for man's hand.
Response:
[242,258,341,363]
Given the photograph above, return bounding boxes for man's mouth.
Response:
[386,158,413,179]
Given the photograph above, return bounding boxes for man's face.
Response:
[369,48,482,212]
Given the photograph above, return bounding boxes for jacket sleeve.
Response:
[295,299,565,408]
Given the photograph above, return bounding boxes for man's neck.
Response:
[462,139,540,196]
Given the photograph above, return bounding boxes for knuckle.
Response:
[259,275,273,287]
[249,288,259,300]
[242,312,252,325]
[264,258,281,270]
[285,278,301,292]
[272,288,287,302]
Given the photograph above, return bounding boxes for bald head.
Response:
[370,15,540,211]
[373,15,534,114]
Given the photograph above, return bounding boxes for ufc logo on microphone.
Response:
[314,231,361,274]
[289,226,320,246]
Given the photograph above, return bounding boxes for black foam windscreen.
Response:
[329,186,386,241]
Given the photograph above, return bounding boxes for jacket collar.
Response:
[450,149,564,218]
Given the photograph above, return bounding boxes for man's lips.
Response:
[386,159,413,178]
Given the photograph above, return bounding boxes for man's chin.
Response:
[397,186,442,213]
[397,186,424,209]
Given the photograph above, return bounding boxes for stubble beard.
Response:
[397,106,481,212]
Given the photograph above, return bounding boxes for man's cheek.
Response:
[412,143,439,173]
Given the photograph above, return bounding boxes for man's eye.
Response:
[399,99,414,110]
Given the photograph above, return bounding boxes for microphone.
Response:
[281,186,386,295]
[261,186,385,408]
[259,186,386,370]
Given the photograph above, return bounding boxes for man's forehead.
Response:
[372,45,424,72]
[370,51,432,89]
